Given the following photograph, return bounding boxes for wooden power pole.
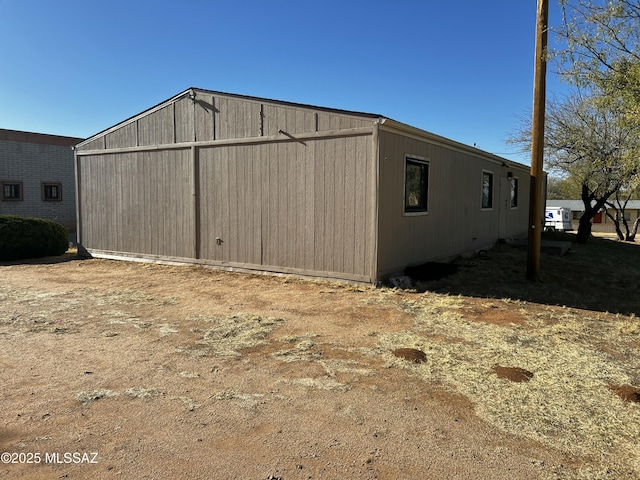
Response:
[527,0,549,281]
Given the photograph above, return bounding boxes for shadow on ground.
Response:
[412,233,640,317]
[0,250,83,266]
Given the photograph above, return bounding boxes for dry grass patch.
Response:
[212,390,266,408]
[177,313,285,357]
[377,290,640,477]
[76,389,118,405]
[125,387,163,399]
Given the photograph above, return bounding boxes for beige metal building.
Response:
[75,88,531,283]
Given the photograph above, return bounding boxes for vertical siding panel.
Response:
[115,155,123,252]
[265,144,278,265]
[288,143,297,267]
[343,138,357,275]
[304,141,315,270]
[177,150,189,257]
[175,97,195,143]
[355,137,367,277]
[81,159,92,247]
[222,148,232,261]
[363,135,374,277]
[149,152,159,255]
[323,141,335,273]
[260,144,269,265]
[217,97,260,140]
[294,143,306,269]
[153,152,162,255]
[84,159,94,248]
[130,155,141,254]
[251,147,262,264]
[198,148,212,260]
[212,96,221,141]
[143,152,154,254]
[229,147,240,262]
[100,159,107,249]
[313,141,325,271]
[175,151,184,255]
[81,159,91,247]
[333,139,346,274]
[107,156,118,250]
[280,142,292,267]
[138,106,174,146]
[213,147,222,260]
[195,94,215,142]
[219,97,231,140]
[105,122,137,149]
[164,151,174,255]
[157,151,166,255]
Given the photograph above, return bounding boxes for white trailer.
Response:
[545,207,573,231]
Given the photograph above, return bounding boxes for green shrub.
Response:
[0,215,69,261]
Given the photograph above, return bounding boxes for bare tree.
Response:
[508,92,640,242]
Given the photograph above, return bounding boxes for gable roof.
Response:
[75,87,382,149]
[75,87,528,171]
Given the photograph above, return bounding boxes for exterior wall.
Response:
[76,90,378,282]
[197,135,375,280]
[77,150,196,258]
[0,129,81,231]
[376,128,530,278]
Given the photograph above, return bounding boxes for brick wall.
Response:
[0,134,80,231]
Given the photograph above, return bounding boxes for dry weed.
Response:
[125,387,163,399]
[378,292,640,476]
[76,389,118,404]
[179,313,285,357]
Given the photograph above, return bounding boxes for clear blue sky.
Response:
[0,0,568,164]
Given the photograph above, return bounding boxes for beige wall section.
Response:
[78,150,195,258]
[376,129,530,278]
[76,91,377,153]
[197,134,376,280]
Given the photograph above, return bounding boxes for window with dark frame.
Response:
[482,171,493,209]
[404,157,429,213]
[2,181,23,201]
[510,177,519,208]
[42,182,62,202]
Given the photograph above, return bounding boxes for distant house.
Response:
[75,88,532,283]
[0,128,83,233]
[546,199,640,231]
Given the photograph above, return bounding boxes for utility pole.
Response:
[527,0,548,281]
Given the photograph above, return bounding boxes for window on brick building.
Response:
[1,181,23,201]
[42,182,62,202]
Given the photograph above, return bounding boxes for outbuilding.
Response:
[75,88,531,283]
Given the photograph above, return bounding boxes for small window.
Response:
[42,182,62,202]
[1,181,23,201]
[481,171,493,209]
[510,177,519,208]
[404,157,429,214]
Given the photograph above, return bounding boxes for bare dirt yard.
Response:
[1,233,639,479]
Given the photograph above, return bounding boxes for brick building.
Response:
[1,128,83,233]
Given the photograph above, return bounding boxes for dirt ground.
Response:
[1,243,638,479]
